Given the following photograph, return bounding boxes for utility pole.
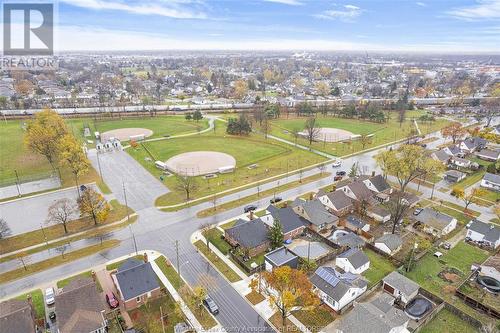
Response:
[175,240,180,277]
[122,181,130,223]
[14,170,21,197]
[160,306,166,333]
[96,151,104,183]
[129,225,138,255]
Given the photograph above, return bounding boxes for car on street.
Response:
[332,160,342,168]
[413,208,423,216]
[105,291,119,308]
[334,175,343,181]
[336,171,346,176]
[270,197,282,204]
[203,296,219,315]
[48,311,56,322]
[79,184,88,192]
[45,287,55,306]
[244,205,257,213]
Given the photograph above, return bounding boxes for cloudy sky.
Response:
[48,0,500,52]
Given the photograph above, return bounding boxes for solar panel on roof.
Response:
[317,267,340,287]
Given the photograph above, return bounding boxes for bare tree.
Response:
[482,98,499,127]
[0,218,11,239]
[46,198,76,234]
[18,255,31,271]
[317,163,327,176]
[290,127,301,146]
[175,175,198,201]
[260,115,270,139]
[199,222,212,250]
[304,117,321,146]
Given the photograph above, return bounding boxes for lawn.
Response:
[105,254,144,271]
[419,308,478,333]
[154,256,217,330]
[194,240,242,283]
[245,290,266,305]
[128,120,325,207]
[202,228,232,255]
[0,240,120,284]
[403,241,492,324]
[268,113,450,157]
[269,312,300,332]
[15,289,45,319]
[0,200,134,254]
[57,270,103,291]
[293,305,336,333]
[454,171,486,190]
[363,248,396,288]
[431,203,475,225]
[128,293,185,332]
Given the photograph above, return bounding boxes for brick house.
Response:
[317,190,354,216]
[225,218,271,257]
[261,205,306,240]
[112,258,162,310]
[0,298,37,333]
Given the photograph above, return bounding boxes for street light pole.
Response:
[96,151,104,183]
[128,225,138,255]
[122,181,130,223]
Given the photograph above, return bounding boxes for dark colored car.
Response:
[79,184,88,192]
[49,311,56,322]
[105,291,119,308]
[270,197,282,204]
[244,205,257,213]
[336,171,346,176]
[334,175,343,181]
[203,296,219,315]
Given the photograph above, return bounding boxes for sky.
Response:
[40,0,500,52]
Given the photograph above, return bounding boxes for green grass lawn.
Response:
[454,171,485,190]
[202,228,232,255]
[15,289,45,319]
[431,204,474,225]
[128,120,325,206]
[128,293,185,332]
[363,249,396,288]
[268,113,450,157]
[403,242,492,324]
[194,240,242,283]
[419,308,479,333]
[293,305,336,333]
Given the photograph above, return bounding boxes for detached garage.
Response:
[382,271,419,306]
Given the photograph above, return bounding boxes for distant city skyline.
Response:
[25,0,500,52]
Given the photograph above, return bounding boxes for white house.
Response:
[335,248,370,274]
[367,205,392,223]
[317,190,353,216]
[467,220,500,249]
[414,208,457,237]
[310,267,367,312]
[450,156,471,169]
[382,271,419,306]
[375,234,403,255]
[480,173,500,192]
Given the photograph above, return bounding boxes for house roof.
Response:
[451,156,470,164]
[330,232,365,248]
[310,266,367,302]
[346,181,374,201]
[462,137,487,149]
[337,248,370,269]
[225,218,270,249]
[383,271,419,298]
[55,278,105,333]
[367,175,391,192]
[264,246,298,266]
[324,190,353,210]
[266,205,306,234]
[367,205,391,218]
[295,199,339,226]
[336,294,408,333]
[346,215,368,229]
[445,170,465,178]
[375,234,403,251]
[476,149,499,160]
[483,172,500,185]
[115,258,160,301]
[433,150,451,162]
[414,208,455,231]
[445,145,461,155]
[0,299,35,333]
[468,220,500,243]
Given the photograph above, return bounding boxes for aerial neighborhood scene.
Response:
[1,1,500,333]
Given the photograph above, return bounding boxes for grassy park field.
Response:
[268,111,450,157]
[0,115,208,186]
[127,120,326,206]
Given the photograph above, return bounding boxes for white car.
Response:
[433,251,443,258]
[332,160,342,168]
[45,287,55,306]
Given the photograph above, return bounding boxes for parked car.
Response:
[332,160,342,168]
[336,171,346,176]
[45,287,55,306]
[334,175,343,181]
[413,208,423,216]
[244,205,257,213]
[433,251,443,258]
[203,296,219,315]
[105,291,119,308]
[79,184,88,192]
[441,242,451,250]
[48,311,56,322]
[270,197,282,204]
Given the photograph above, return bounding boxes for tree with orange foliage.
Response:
[441,122,466,144]
[261,266,319,327]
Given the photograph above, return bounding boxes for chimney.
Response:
[371,171,375,177]
[309,193,314,200]
[249,210,254,220]
[91,270,97,282]
[143,252,148,263]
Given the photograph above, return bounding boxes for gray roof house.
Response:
[382,271,419,305]
[467,219,500,249]
[225,218,270,254]
[481,172,500,191]
[345,215,370,232]
[330,231,365,249]
[0,298,36,333]
[262,205,306,239]
[335,248,370,274]
[460,137,487,152]
[291,198,339,231]
[414,208,457,237]
[443,144,461,156]
[476,149,500,162]
[431,149,451,164]
[334,293,409,333]
[375,234,403,255]
[318,190,353,216]
[444,170,466,183]
[363,175,392,194]
[340,181,376,204]
[114,258,161,303]
[310,266,367,312]
[264,247,299,271]
[55,278,106,333]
